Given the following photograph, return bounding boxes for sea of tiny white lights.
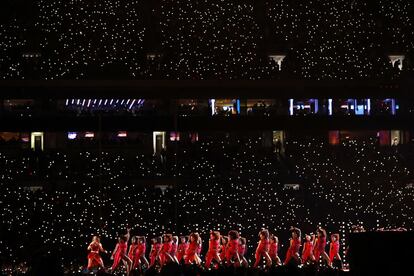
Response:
[0,135,413,273]
[0,0,413,80]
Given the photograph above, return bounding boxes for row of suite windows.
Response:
[0,98,404,116]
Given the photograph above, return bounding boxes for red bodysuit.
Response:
[269,242,279,261]
[149,243,161,267]
[132,243,146,269]
[128,244,138,261]
[313,237,326,261]
[137,243,146,257]
[87,242,105,269]
[171,242,177,257]
[160,241,173,265]
[302,241,313,263]
[111,240,127,270]
[255,238,270,259]
[238,244,246,257]
[185,241,199,264]
[177,243,189,263]
[205,239,220,268]
[197,241,202,255]
[220,244,227,260]
[226,239,240,263]
[329,241,340,262]
[284,238,301,265]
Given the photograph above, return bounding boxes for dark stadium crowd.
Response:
[0,133,413,274]
[0,0,413,80]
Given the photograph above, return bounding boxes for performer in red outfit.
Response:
[177,236,189,263]
[197,235,203,256]
[313,227,331,266]
[269,235,281,265]
[87,236,107,270]
[219,236,228,262]
[185,232,201,265]
[160,234,173,266]
[284,227,302,265]
[110,228,133,275]
[302,234,315,264]
[329,233,341,268]
[254,229,272,268]
[149,237,162,267]
[205,231,221,269]
[133,236,149,270]
[171,236,179,263]
[128,236,138,264]
[238,237,248,267]
[226,230,240,266]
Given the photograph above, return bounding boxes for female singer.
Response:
[110,229,133,275]
[284,227,302,265]
[254,229,272,268]
[205,231,221,269]
[87,236,107,270]
[269,235,281,265]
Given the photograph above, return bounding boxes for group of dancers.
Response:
[86,226,342,274]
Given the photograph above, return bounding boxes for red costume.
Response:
[185,241,199,264]
[226,239,240,263]
[205,238,220,268]
[160,241,173,264]
[171,242,177,257]
[87,242,105,269]
[197,241,202,255]
[149,243,161,267]
[238,243,246,257]
[284,238,301,265]
[220,244,227,260]
[137,242,146,257]
[313,237,326,261]
[132,243,146,269]
[128,244,138,261]
[177,243,188,263]
[329,241,340,262]
[255,238,270,260]
[269,242,279,261]
[302,240,313,263]
[111,240,128,270]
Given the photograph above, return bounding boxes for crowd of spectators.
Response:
[0,133,413,274]
[0,0,413,80]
